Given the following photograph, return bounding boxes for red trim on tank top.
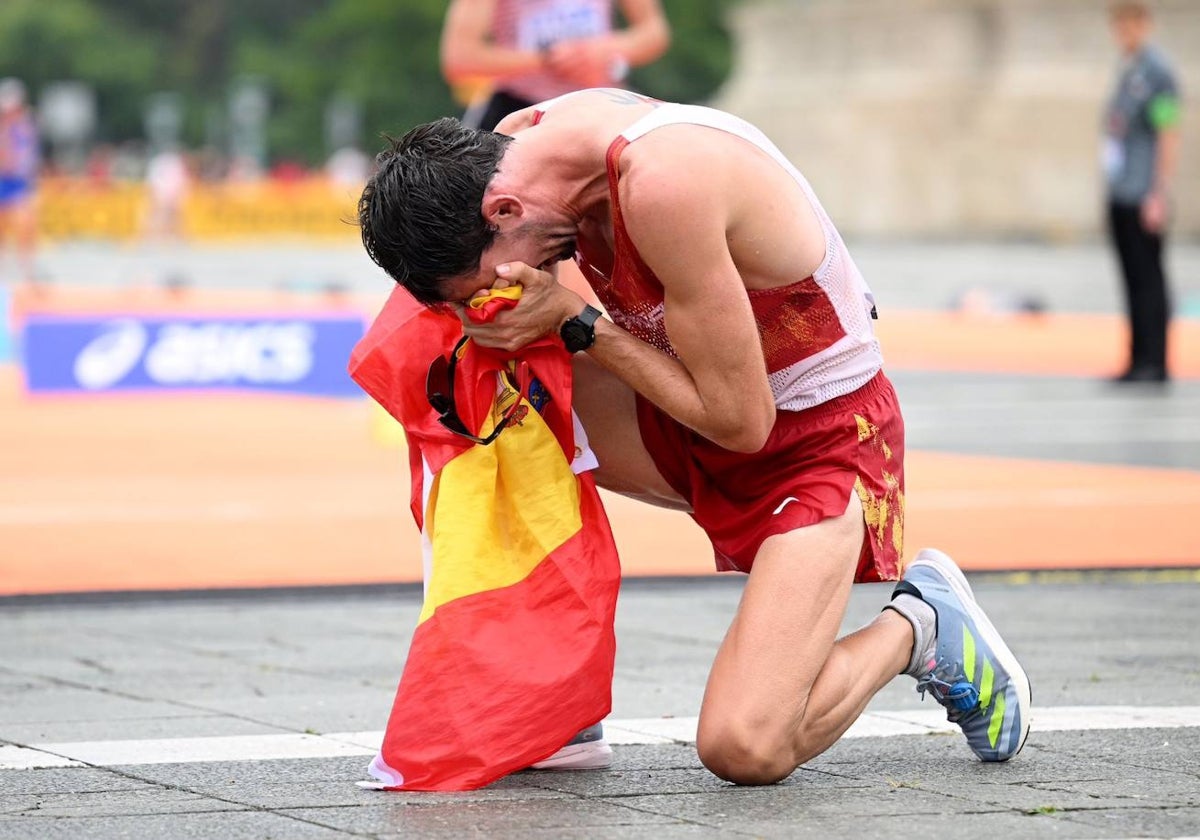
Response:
[603,136,659,285]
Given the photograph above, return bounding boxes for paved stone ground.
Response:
[0,574,1198,839]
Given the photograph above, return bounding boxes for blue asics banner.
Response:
[22,314,366,397]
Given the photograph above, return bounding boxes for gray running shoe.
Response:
[892,548,1032,761]
[530,723,613,770]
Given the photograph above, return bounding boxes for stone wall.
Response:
[713,0,1200,238]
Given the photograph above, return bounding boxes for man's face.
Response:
[438,223,577,304]
[1111,13,1149,55]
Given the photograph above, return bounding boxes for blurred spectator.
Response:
[269,160,308,185]
[441,0,671,131]
[0,78,40,282]
[1103,1,1182,384]
[143,147,190,242]
[85,144,116,188]
[325,145,370,189]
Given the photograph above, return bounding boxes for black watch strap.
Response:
[560,304,602,353]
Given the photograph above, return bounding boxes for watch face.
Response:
[562,322,588,351]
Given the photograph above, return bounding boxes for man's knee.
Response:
[696,714,799,786]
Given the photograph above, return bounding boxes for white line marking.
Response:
[3,706,1199,771]
[0,746,82,770]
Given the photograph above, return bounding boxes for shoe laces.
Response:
[916,658,980,713]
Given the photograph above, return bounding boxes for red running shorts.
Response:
[636,371,905,583]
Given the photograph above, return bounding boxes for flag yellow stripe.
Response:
[420,399,580,623]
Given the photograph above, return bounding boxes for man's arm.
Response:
[610,152,775,452]
[440,0,544,85]
[1142,74,1183,233]
[1143,123,1180,232]
[544,0,671,88]
[464,258,774,454]
[606,0,672,69]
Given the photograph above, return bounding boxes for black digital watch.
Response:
[559,304,602,353]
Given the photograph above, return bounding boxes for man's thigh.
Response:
[572,354,689,511]
[699,492,864,737]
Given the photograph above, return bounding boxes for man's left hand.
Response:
[1142,190,1169,233]
[459,262,583,352]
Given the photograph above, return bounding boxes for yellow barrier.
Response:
[36,178,361,242]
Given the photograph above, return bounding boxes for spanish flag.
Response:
[348,286,621,791]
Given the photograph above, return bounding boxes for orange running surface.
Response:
[1,367,1197,595]
[1,288,1197,595]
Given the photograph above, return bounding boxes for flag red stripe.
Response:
[377,477,620,791]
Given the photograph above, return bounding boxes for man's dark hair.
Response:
[358,118,513,304]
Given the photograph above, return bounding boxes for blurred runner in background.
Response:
[143,147,191,243]
[442,1,668,305]
[441,0,671,131]
[1103,1,1182,384]
[0,78,40,283]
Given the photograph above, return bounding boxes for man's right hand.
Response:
[458,262,584,353]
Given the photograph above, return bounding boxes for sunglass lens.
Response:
[426,356,451,410]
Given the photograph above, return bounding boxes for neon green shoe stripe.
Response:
[963,625,976,682]
[979,659,995,711]
[988,691,1007,748]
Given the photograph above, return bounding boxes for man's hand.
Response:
[544,38,619,87]
[1141,190,1169,234]
[459,262,584,352]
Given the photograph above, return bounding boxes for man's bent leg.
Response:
[696,492,912,785]
[572,353,689,510]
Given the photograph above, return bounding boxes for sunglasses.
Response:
[425,337,529,445]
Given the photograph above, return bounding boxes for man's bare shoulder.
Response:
[494,107,539,136]
[619,128,733,218]
[501,89,660,134]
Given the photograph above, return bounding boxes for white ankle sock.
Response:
[885,593,937,677]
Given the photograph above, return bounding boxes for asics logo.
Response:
[73,320,147,390]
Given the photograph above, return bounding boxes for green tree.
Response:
[0,0,156,143]
[235,0,457,165]
[0,0,738,165]
[629,0,735,104]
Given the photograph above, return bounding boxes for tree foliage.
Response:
[0,0,735,166]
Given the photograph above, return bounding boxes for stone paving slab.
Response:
[0,787,248,819]
[0,715,291,746]
[0,810,352,840]
[278,798,688,836]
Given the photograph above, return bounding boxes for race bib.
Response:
[517,3,606,50]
